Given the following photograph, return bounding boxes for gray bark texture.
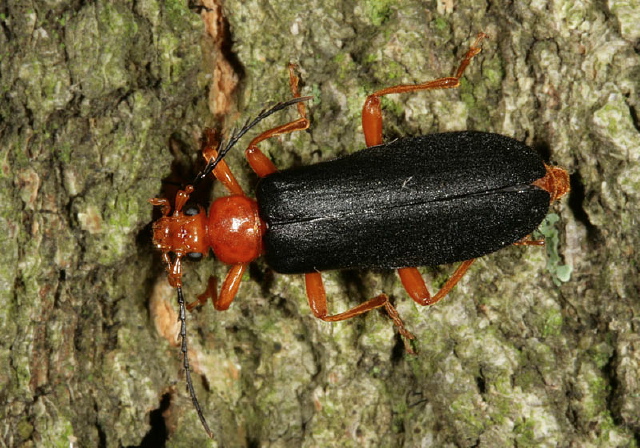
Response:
[1,0,639,447]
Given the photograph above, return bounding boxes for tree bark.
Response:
[1,0,639,447]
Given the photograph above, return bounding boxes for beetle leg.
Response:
[213,264,247,310]
[362,32,488,147]
[514,235,545,246]
[245,64,310,177]
[398,259,476,306]
[188,265,247,312]
[201,128,246,195]
[186,276,218,311]
[305,272,416,347]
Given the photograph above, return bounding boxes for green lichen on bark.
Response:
[1,0,639,447]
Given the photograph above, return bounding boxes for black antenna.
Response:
[175,95,312,439]
[192,95,312,186]
[177,286,214,439]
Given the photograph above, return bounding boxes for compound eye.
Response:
[184,205,199,216]
[186,252,203,261]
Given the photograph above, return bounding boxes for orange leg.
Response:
[200,129,245,196]
[397,259,476,306]
[186,276,217,311]
[513,234,546,246]
[245,64,310,177]
[305,272,416,350]
[188,264,248,312]
[362,32,488,147]
[215,264,247,310]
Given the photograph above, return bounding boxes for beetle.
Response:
[150,33,569,437]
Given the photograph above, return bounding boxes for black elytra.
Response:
[256,131,550,273]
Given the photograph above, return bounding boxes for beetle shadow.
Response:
[531,140,552,162]
[566,171,601,243]
[147,132,217,225]
[249,262,275,300]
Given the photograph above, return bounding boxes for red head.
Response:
[150,186,265,288]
